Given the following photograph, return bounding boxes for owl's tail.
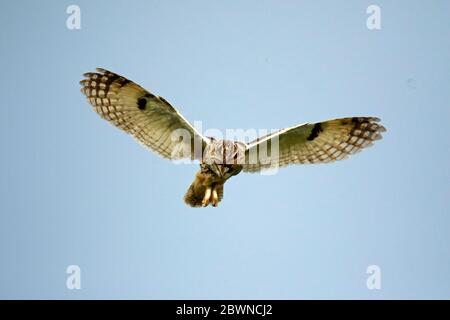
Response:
[183,172,224,207]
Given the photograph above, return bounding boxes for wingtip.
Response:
[369,117,387,133]
[96,67,110,74]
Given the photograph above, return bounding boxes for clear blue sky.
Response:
[0,0,449,299]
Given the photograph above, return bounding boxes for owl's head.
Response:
[203,138,246,166]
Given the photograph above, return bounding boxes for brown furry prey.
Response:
[80,68,386,208]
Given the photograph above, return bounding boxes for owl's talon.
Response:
[202,187,212,207]
[211,189,219,207]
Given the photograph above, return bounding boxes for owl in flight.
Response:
[80,68,386,207]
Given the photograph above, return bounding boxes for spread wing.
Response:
[243,117,386,172]
[80,68,208,160]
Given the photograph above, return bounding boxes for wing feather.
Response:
[243,117,386,172]
[80,68,208,160]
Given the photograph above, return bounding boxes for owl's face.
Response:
[202,139,246,178]
[203,139,246,165]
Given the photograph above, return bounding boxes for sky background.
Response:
[0,0,449,299]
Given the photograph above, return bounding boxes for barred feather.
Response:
[80,68,207,160]
[243,117,386,172]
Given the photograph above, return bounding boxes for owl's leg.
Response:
[211,183,224,207]
[202,187,212,207]
[211,188,219,207]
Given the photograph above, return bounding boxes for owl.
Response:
[80,68,386,207]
